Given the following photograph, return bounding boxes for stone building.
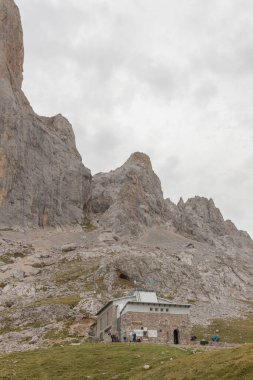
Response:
[95,290,191,344]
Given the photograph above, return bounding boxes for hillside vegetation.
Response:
[193,315,253,344]
[0,343,253,380]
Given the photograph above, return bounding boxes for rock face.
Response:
[0,0,91,228]
[1,0,253,354]
[91,152,252,247]
[91,152,167,235]
[0,226,253,353]
[0,0,23,90]
[166,196,252,246]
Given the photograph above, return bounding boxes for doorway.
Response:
[173,329,179,344]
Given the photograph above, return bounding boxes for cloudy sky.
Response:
[16,0,253,236]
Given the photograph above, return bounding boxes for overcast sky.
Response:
[16,0,253,236]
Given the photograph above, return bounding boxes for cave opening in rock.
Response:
[118,271,130,281]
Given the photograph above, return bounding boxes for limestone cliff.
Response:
[91,152,168,235]
[166,196,252,246]
[0,0,91,228]
[1,0,253,354]
[91,152,252,248]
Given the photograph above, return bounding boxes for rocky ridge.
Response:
[0,0,91,229]
[91,153,252,247]
[166,196,252,246]
[0,0,253,354]
[91,152,167,235]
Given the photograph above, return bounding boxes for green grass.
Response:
[54,267,87,285]
[30,295,81,309]
[0,254,14,264]
[134,344,253,380]
[0,324,22,335]
[43,328,72,341]
[0,343,191,380]
[81,222,97,231]
[53,260,99,287]
[0,246,34,264]
[0,343,253,379]
[192,315,253,344]
[187,299,197,304]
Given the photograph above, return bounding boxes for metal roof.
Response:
[96,291,191,316]
[120,301,191,315]
[95,295,135,316]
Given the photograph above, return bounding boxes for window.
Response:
[155,308,158,311]
[150,308,153,311]
[166,309,169,312]
[161,308,164,312]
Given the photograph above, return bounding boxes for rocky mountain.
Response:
[1,147,251,354]
[0,0,253,354]
[91,152,252,247]
[91,152,168,235]
[166,196,252,246]
[0,218,253,353]
[0,0,91,229]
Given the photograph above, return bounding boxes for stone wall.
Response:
[120,311,191,344]
[96,304,118,341]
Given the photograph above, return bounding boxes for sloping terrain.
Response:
[0,223,253,352]
[0,343,253,380]
[0,0,253,358]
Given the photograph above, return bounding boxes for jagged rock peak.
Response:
[125,152,152,168]
[91,152,167,235]
[0,0,24,88]
[165,195,252,245]
[184,196,224,223]
[177,197,184,210]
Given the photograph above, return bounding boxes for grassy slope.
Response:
[134,344,253,380]
[0,344,190,380]
[192,315,253,344]
[0,343,253,380]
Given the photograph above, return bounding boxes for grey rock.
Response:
[165,196,253,246]
[0,0,92,229]
[74,298,103,316]
[12,269,25,280]
[61,244,77,253]
[29,335,39,344]
[91,152,168,236]
[0,0,253,355]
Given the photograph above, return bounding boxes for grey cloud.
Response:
[193,82,218,107]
